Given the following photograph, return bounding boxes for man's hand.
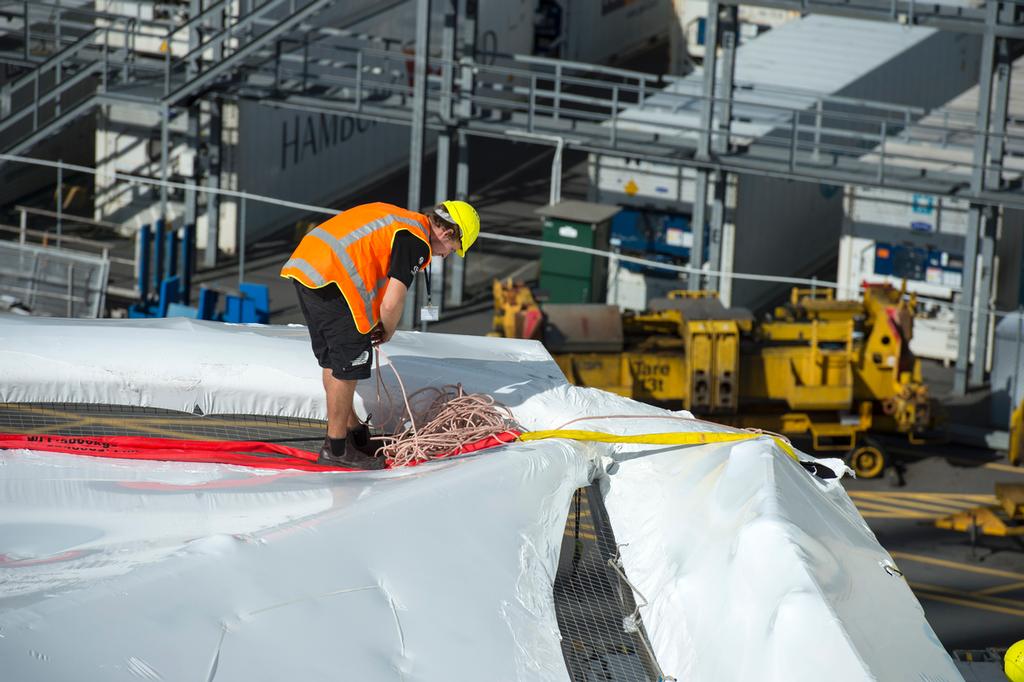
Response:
[370,325,390,347]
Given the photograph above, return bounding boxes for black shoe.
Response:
[348,423,379,456]
[318,436,386,470]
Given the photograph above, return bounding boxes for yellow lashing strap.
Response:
[519,429,798,461]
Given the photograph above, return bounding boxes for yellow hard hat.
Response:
[1007,640,1024,682]
[437,200,480,257]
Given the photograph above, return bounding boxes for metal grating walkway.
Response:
[555,485,664,681]
[0,403,325,452]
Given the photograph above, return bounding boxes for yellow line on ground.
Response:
[853,492,998,504]
[135,417,321,431]
[851,500,936,519]
[975,580,1024,597]
[893,551,1024,581]
[47,417,228,443]
[859,511,935,519]
[985,462,1024,475]
[19,418,92,435]
[0,404,73,417]
[934,493,1003,503]
[848,493,973,514]
[563,530,598,542]
[912,588,1024,618]
[910,581,1024,617]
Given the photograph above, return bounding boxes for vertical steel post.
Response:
[954,0,999,395]
[185,106,198,234]
[182,223,194,305]
[425,0,458,330]
[22,1,30,62]
[689,0,720,291]
[19,208,26,245]
[402,0,431,330]
[56,160,63,248]
[550,137,564,205]
[66,262,74,317]
[167,229,179,281]
[55,1,61,118]
[185,0,201,246]
[1014,306,1023,419]
[707,5,736,295]
[239,196,247,288]
[137,225,151,301]
[448,0,477,308]
[159,104,170,228]
[204,97,222,268]
[154,219,165,292]
[972,35,1014,385]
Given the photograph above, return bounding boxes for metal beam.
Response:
[971,32,1014,386]
[159,103,170,224]
[689,0,720,291]
[707,4,737,296]
[425,0,457,330]
[402,0,431,330]
[204,97,222,268]
[713,0,1024,39]
[954,1,1000,395]
[447,0,476,308]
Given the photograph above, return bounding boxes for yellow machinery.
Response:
[492,280,933,478]
[935,483,1024,541]
[1010,400,1024,467]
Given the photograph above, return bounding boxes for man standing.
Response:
[281,201,480,469]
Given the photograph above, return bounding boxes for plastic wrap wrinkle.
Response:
[1,442,591,681]
[601,439,962,681]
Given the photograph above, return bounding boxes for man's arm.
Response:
[376,276,408,344]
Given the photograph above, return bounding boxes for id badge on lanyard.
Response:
[421,266,439,322]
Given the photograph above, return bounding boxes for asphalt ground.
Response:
[843,453,1024,652]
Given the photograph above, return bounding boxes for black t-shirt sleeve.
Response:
[387,230,431,288]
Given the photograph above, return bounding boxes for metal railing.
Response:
[4,149,1020,337]
[3,2,1020,211]
[238,32,1023,208]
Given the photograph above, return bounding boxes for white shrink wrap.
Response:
[0,315,960,680]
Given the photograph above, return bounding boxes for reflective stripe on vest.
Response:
[307,215,426,325]
[281,257,326,287]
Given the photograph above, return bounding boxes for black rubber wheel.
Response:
[849,444,887,479]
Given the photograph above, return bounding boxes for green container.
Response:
[536,201,619,304]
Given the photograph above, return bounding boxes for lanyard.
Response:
[423,264,432,305]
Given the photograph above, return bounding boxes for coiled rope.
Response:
[373,348,520,467]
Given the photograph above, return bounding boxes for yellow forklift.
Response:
[492,280,935,478]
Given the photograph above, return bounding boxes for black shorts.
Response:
[292,280,373,381]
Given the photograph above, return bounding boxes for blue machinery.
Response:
[129,220,269,324]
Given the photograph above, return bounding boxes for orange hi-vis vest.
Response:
[280,203,432,334]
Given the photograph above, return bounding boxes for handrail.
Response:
[14,205,123,231]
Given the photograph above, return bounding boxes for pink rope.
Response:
[374,348,519,467]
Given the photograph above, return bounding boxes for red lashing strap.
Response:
[0,431,521,472]
[395,430,521,468]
